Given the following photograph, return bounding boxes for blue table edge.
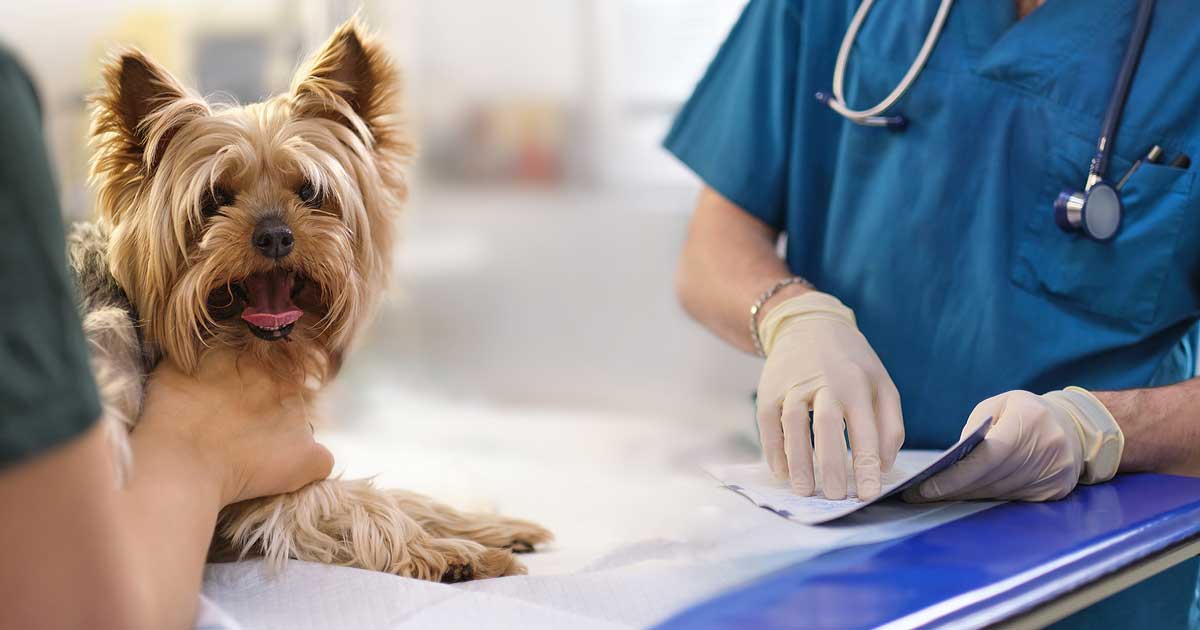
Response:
[901,490,1200,629]
[655,473,1200,630]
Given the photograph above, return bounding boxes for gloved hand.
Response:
[756,291,904,500]
[905,388,1124,503]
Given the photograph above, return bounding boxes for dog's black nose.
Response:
[252,217,294,259]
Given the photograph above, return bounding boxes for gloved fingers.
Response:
[781,389,815,496]
[812,388,849,500]
[875,378,905,473]
[903,444,1010,503]
[971,439,1082,502]
[922,451,1034,502]
[756,396,788,481]
[915,408,1010,500]
[904,399,1020,503]
[941,463,1076,502]
[1014,468,1079,501]
[844,395,882,501]
[927,476,1024,502]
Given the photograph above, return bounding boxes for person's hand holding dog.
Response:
[136,349,334,507]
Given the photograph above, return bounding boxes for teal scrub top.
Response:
[665,1,1200,628]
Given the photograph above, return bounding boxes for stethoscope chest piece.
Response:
[1054,183,1122,242]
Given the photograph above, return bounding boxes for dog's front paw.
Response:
[500,520,553,553]
[386,489,555,555]
[462,516,555,553]
[440,562,475,583]
[431,539,525,582]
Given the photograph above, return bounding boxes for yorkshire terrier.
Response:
[68,19,551,582]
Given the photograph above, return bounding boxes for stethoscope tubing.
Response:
[822,0,956,124]
[1087,0,1155,190]
[819,0,1159,243]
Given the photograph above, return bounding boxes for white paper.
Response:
[707,420,990,525]
[706,451,933,525]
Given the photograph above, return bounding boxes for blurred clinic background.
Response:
[1,1,764,561]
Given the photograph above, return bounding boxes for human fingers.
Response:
[298,441,335,489]
[940,462,1075,502]
[756,394,788,481]
[232,416,335,503]
[781,389,815,495]
[278,434,336,496]
[958,394,1002,440]
[903,397,1015,502]
[843,387,882,501]
[812,388,848,500]
[875,377,905,473]
[936,397,1082,502]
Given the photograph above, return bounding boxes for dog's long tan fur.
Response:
[70,19,551,582]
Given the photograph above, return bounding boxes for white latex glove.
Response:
[755,291,904,501]
[905,388,1124,503]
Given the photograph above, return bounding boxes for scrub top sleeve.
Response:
[0,49,102,469]
[664,0,802,230]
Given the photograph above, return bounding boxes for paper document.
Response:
[707,419,990,525]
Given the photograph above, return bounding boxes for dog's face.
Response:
[89,21,411,381]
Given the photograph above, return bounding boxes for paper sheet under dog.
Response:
[707,419,989,525]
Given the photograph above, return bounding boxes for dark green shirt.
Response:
[0,48,100,468]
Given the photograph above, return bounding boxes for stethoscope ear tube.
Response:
[815,92,907,129]
[816,0,955,129]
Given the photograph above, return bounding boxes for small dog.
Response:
[69,19,551,582]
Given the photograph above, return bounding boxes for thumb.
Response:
[959,396,1000,440]
[297,442,335,490]
[903,396,1006,503]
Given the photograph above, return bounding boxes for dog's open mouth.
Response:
[231,269,307,341]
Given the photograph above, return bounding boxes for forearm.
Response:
[676,186,811,353]
[0,422,225,629]
[1093,378,1200,476]
[119,424,225,629]
[0,426,150,630]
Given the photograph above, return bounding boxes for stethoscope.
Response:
[816,0,1156,242]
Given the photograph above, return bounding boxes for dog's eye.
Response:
[201,187,234,218]
[297,181,323,208]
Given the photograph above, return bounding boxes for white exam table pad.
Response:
[198,399,994,629]
[201,466,990,629]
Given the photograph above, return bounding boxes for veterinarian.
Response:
[669,0,1199,627]
[0,49,334,629]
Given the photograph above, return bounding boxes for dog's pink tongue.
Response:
[240,270,303,329]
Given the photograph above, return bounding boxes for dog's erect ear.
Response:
[110,53,185,143]
[90,50,208,223]
[291,19,403,149]
[93,51,206,171]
